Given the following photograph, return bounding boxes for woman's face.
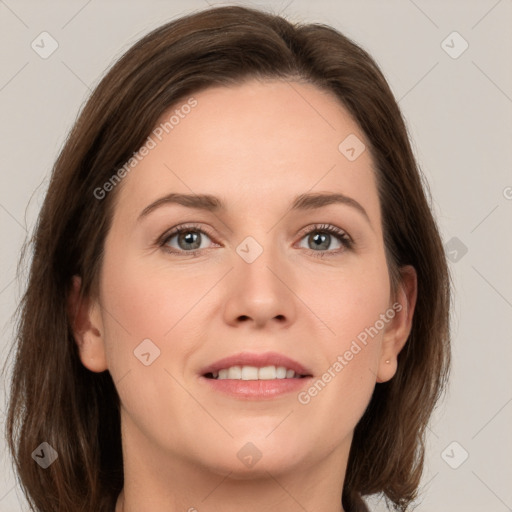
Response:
[74,78,415,481]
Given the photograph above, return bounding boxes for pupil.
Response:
[311,232,329,250]
[180,231,200,250]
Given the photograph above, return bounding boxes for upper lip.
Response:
[200,351,312,377]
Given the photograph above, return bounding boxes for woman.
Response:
[4,5,451,511]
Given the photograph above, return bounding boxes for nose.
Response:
[222,240,297,329]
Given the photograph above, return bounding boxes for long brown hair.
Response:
[3,5,451,511]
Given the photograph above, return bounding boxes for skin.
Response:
[69,78,417,512]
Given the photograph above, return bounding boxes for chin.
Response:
[188,435,312,478]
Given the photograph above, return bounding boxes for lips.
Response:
[200,351,312,378]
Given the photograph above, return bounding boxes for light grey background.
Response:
[1,1,511,511]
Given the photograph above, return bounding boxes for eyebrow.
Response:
[137,191,372,227]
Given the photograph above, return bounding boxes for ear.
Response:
[67,275,108,372]
[376,265,417,383]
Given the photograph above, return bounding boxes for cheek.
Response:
[295,256,390,410]
[101,250,205,341]
[97,246,189,385]
[97,252,201,440]
[297,255,390,349]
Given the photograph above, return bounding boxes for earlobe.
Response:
[376,265,418,383]
[67,275,108,373]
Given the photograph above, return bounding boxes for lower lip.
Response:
[200,376,312,400]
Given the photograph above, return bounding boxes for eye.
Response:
[159,224,217,256]
[296,224,353,258]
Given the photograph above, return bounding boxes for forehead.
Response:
[111,78,380,225]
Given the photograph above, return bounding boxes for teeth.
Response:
[227,366,242,379]
[241,366,259,380]
[276,366,287,378]
[211,365,301,380]
[258,366,277,380]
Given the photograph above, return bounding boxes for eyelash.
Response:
[157,223,353,259]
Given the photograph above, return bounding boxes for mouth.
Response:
[204,364,309,380]
[199,352,313,399]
